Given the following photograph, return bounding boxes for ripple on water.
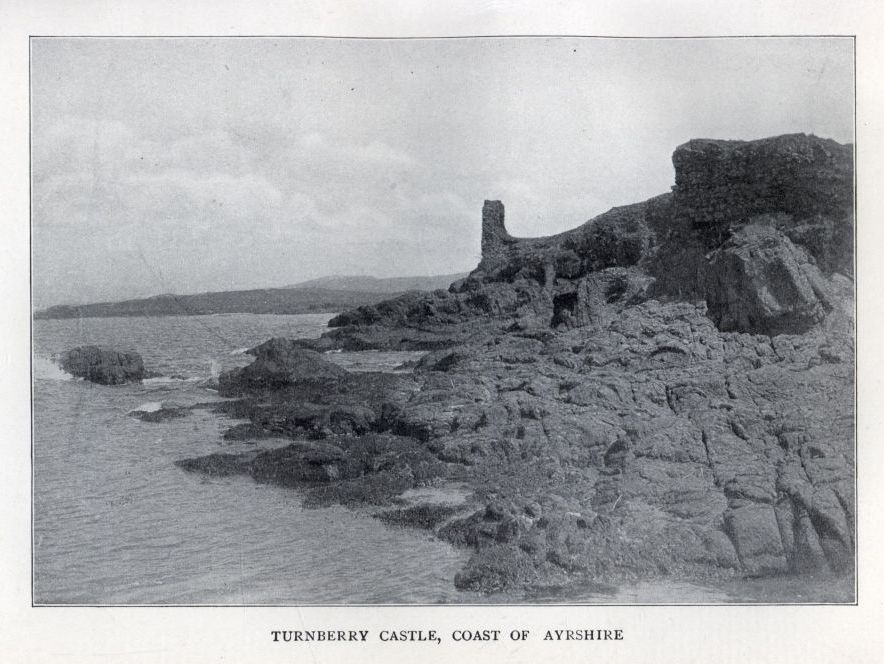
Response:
[32,314,469,605]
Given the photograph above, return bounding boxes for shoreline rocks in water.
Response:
[128,402,191,423]
[176,133,855,599]
[177,432,458,506]
[60,345,145,385]
[218,338,348,396]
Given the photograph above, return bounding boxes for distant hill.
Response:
[34,287,400,320]
[33,273,466,320]
[287,273,466,293]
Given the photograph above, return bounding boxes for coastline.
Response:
[175,134,856,601]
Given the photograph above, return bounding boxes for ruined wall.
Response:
[672,133,853,233]
[337,133,854,338]
[473,197,655,288]
[481,200,513,257]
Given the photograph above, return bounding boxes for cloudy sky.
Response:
[31,37,854,307]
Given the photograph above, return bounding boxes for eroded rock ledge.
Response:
[178,133,854,598]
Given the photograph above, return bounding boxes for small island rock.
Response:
[59,346,145,385]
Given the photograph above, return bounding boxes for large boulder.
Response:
[59,346,145,385]
[218,338,348,396]
[702,224,836,335]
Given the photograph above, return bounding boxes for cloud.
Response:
[32,116,137,182]
[29,38,855,308]
[295,132,416,166]
[123,170,284,223]
[32,110,644,307]
[31,114,486,305]
[35,167,284,234]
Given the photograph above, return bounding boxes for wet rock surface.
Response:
[177,134,854,598]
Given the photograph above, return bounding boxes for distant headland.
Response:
[33,273,468,320]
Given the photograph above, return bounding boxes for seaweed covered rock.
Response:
[178,433,453,507]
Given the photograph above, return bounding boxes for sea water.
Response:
[33,313,467,604]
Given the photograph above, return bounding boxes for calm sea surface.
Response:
[32,313,470,605]
[32,313,852,604]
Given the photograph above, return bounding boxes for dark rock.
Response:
[724,504,789,575]
[249,440,352,485]
[454,546,538,593]
[416,349,467,372]
[672,134,853,238]
[175,452,253,476]
[177,433,452,507]
[222,422,272,441]
[60,346,145,385]
[218,338,348,395]
[272,402,377,438]
[703,224,836,335]
[375,503,464,530]
[129,405,190,422]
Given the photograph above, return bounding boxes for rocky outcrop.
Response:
[703,224,837,335]
[177,432,454,507]
[672,135,853,226]
[319,134,852,341]
[60,346,145,385]
[180,133,854,599]
[218,338,348,396]
[672,134,854,276]
[198,291,853,593]
[467,198,656,290]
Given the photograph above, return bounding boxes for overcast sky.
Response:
[30,37,854,307]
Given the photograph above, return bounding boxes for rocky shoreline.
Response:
[176,134,855,598]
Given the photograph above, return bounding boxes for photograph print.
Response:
[31,36,855,605]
